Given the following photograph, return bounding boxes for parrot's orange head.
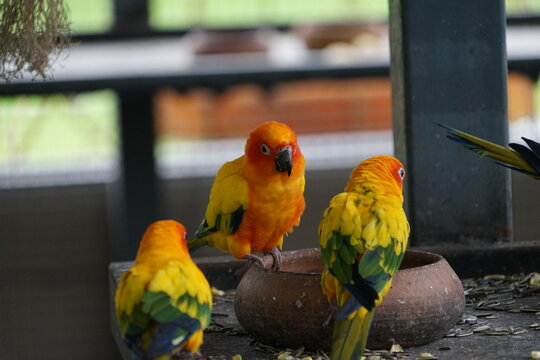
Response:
[346,155,406,195]
[245,121,304,177]
[135,220,189,263]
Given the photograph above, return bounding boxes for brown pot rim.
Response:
[253,248,445,277]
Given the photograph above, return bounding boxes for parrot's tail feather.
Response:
[509,143,540,174]
[522,137,540,158]
[152,354,171,360]
[438,123,538,175]
[187,237,206,252]
[331,309,375,360]
[335,296,362,321]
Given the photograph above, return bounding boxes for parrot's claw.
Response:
[244,253,266,267]
[234,254,266,279]
[172,350,202,360]
[265,247,283,270]
[193,351,205,360]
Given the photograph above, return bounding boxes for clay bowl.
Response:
[234,248,464,351]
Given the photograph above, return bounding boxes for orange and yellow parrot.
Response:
[319,155,410,360]
[115,220,212,360]
[189,121,306,269]
[440,123,540,180]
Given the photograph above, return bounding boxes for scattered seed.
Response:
[472,325,490,333]
[475,312,493,317]
[277,352,291,360]
[521,308,540,313]
[531,350,540,359]
[418,353,438,360]
[484,274,506,281]
[459,315,477,325]
[529,273,540,287]
[367,356,381,360]
[389,344,404,353]
[495,286,515,294]
[471,320,489,328]
[482,300,501,307]
[231,355,242,360]
[486,329,509,336]
[211,286,225,296]
[455,329,474,337]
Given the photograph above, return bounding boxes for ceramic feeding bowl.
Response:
[234,248,464,351]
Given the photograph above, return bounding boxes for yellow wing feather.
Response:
[193,157,249,253]
[205,157,249,228]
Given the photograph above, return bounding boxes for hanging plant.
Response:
[0,0,70,81]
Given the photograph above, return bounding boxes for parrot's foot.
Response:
[172,350,202,360]
[265,247,283,270]
[243,253,266,267]
[234,254,266,279]
[323,303,337,327]
[192,351,205,360]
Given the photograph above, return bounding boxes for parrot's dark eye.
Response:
[260,144,271,155]
[398,168,405,179]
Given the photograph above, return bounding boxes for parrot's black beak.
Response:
[275,146,293,176]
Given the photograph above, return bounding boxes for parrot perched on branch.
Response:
[115,220,212,360]
[319,155,410,360]
[440,123,540,180]
[189,121,306,270]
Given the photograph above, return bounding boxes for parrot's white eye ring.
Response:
[260,144,271,155]
[398,168,405,179]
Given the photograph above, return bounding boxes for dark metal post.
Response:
[112,90,159,260]
[113,0,150,34]
[389,0,512,246]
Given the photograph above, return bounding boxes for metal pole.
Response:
[113,0,150,34]
[112,89,159,260]
[389,0,512,246]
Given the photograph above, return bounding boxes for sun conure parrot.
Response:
[319,155,410,360]
[189,121,306,270]
[440,123,540,180]
[115,220,212,360]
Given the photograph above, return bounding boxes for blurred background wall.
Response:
[1,0,540,359]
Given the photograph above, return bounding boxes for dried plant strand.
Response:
[0,0,70,81]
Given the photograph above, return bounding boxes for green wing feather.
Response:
[116,261,212,357]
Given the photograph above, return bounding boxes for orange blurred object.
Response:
[213,84,271,138]
[154,88,214,139]
[508,72,535,122]
[271,77,392,133]
[154,77,393,139]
